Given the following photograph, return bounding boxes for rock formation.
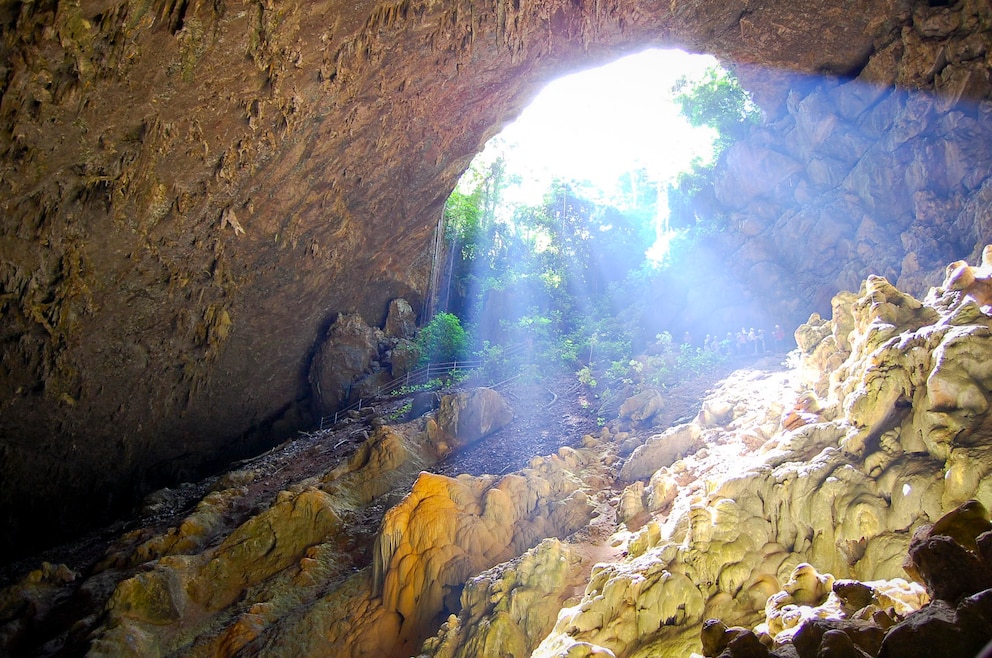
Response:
[699,500,992,658]
[519,251,992,657]
[5,0,986,561]
[5,254,992,655]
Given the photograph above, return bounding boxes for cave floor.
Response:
[0,352,779,591]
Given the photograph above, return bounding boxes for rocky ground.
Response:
[9,264,992,658]
[0,350,775,657]
[0,354,760,592]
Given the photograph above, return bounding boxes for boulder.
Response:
[618,389,666,425]
[878,599,987,658]
[389,339,421,378]
[619,423,701,482]
[385,298,418,339]
[408,391,441,420]
[792,619,883,658]
[904,500,992,602]
[308,314,380,416]
[433,388,514,450]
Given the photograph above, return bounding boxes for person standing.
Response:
[773,324,785,351]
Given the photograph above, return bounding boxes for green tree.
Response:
[416,312,468,365]
[444,186,484,261]
[439,164,656,369]
[668,66,759,232]
[667,157,718,230]
[440,155,521,320]
[673,66,760,152]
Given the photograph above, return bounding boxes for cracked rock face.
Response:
[0,0,988,570]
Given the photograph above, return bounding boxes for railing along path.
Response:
[318,343,527,428]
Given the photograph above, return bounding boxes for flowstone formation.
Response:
[517,251,992,657]
[6,256,992,656]
[700,501,992,658]
[3,0,982,562]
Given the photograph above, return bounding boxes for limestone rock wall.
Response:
[654,0,992,336]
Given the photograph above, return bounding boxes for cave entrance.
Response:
[461,47,721,259]
[426,48,756,362]
[487,49,717,209]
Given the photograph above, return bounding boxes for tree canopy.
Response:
[667,66,760,230]
[425,61,757,390]
[672,66,760,152]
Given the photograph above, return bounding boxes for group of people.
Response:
[691,325,788,356]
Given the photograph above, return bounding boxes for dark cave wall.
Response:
[0,0,962,560]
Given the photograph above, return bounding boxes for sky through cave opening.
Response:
[463,47,722,263]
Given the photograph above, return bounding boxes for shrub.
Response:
[475,340,509,383]
[576,366,598,389]
[416,312,469,365]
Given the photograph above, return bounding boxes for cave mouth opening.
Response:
[431,47,765,360]
[468,47,721,256]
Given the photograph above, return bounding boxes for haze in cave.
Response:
[2,1,992,656]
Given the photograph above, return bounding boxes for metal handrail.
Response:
[317,343,528,429]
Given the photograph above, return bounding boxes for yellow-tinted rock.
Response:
[20,256,992,658]
[619,423,701,482]
[420,539,586,658]
[371,465,595,654]
[927,498,991,551]
[107,568,187,625]
[188,487,341,611]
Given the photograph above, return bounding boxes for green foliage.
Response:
[443,172,657,348]
[416,312,468,365]
[438,152,665,388]
[673,66,760,152]
[667,158,719,230]
[548,336,579,367]
[668,66,759,234]
[675,342,725,377]
[576,366,597,389]
[606,359,631,383]
[578,315,634,366]
[515,311,553,336]
[474,340,512,383]
[385,401,413,422]
[582,330,729,401]
[393,371,471,396]
[444,186,484,261]
[606,358,643,385]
